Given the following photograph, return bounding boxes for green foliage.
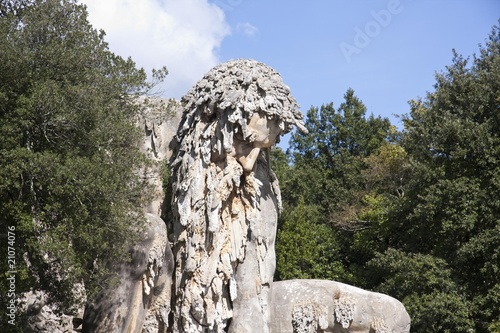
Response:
[489,319,500,333]
[290,89,395,165]
[367,249,474,333]
[383,22,500,332]
[275,22,500,333]
[405,292,474,333]
[0,0,166,317]
[275,89,396,284]
[275,200,348,281]
[287,88,396,215]
[367,249,458,299]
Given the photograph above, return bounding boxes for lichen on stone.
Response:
[334,295,355,329]
[291,302,328,333]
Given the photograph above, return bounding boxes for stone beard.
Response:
[169,59,306,333]
[171,115,281,333]
[174,152,279,332]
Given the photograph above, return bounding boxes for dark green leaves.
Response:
[275,22,500,333]
[0,0,160,314]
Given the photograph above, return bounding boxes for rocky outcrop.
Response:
[82,213,173,333]
[271,279,411,333]
[82,98,180,333]
[137,97,182,216]
[17,290,78,333]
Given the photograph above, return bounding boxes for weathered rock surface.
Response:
[82,213,173,333]
[80,97,179,333]
[169,59,307,333]
[271,279,411,333]
[17,290,76,333]
[138,97,182,216]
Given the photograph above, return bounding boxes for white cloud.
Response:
[236,22,259,37]
[80,0,231,99]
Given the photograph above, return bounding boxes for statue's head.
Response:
[174,59,307,172]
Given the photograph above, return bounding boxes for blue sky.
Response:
[215,0,499,128]
[82,0,499,144]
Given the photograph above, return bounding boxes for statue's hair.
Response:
[172,59,307,164]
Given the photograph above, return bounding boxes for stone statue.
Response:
[271,279,411,333]
[78,59,410,333]
[169,59,307,333]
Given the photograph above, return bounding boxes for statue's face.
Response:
[248,112,281,149]
[231,113,281,172]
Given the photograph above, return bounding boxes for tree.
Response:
[367,249,474,333]
[331,142,412,284]
[287,88,396,214]
[0,0,167,321]
[368,22,500,332]
[275,199,349,282]
[275,89,397,284]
